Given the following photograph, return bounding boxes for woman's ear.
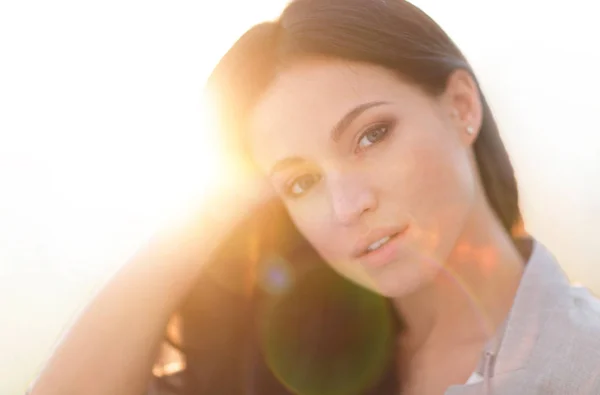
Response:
[443,69,483,145]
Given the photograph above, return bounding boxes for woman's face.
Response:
[249,59,482,297]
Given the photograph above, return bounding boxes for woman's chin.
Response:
[370,256,441,298]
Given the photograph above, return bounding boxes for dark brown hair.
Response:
[155,0,521,393]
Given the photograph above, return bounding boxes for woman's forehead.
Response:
[247,59,417,169]
[254,59,404,115]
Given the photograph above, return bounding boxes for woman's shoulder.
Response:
[558,283,600,365]
[516,240,600,332]
[494,241,600,393]
[567,284,600,328]
[539,284,600,392]
[545,247,600,343]
[523,243,600,389]
[560,283,600,351]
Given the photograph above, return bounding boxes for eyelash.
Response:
[283,120,394,198]
[284,173,321,198]
[355,121,392,153]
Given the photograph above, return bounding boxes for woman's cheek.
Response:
[300,221,338,260]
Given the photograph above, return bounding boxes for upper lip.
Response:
[352,225,408,257]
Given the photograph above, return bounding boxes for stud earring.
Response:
[466,126,475,135]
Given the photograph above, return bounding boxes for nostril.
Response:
[331,190,378,226]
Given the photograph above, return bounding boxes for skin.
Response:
[249,58,525,393]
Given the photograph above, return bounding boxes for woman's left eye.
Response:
[357,124,389,150]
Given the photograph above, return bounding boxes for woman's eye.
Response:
[357,124,389,150]
[286,173,320,197]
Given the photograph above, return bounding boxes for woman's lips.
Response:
[356,225,409,269]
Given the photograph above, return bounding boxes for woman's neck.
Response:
[394,202,526,356]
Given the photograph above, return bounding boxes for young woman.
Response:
[29,0,600,394]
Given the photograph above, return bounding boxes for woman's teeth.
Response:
[367,235,391,252]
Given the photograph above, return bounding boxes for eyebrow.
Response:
[270,156,305,176]
[269,100,390,176]
[331,100,390,142]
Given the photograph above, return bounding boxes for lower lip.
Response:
[358,229,407,269]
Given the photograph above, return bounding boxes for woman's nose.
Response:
[328,175,378,226]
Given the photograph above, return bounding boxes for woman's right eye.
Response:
[285,173,321,197]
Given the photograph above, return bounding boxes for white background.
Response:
[1,1,599,393]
